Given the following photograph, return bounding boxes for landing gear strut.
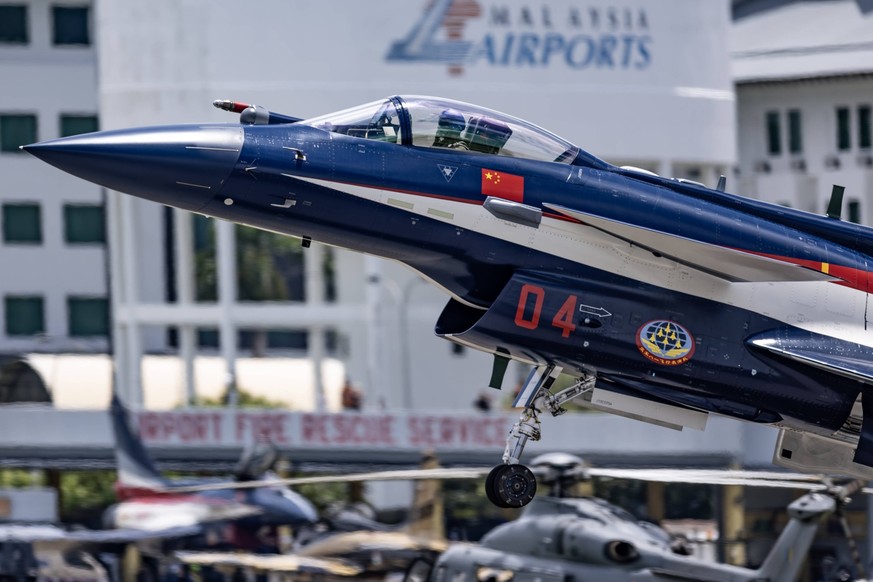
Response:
[485,366,596,508]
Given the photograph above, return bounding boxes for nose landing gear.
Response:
[486,366,596,508]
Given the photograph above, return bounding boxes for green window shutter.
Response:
[848,200,862,224]
[0,6,28,44]
[859,105,871,150]
[788,110,802,154]
[765,111,781,155]
[60,115,98,137]
[5,296,45,336]
[52,6,90,46]
[64,204,105,243]
[837,107,851,151]
[3,203,41,244]
[0,114,37,152]
[68,297,109,337]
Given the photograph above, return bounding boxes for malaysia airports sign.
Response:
[387,0,651,75]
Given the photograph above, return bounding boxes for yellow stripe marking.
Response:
[822,262,829,274]
[387,197,414,210]
[427,208,454,220]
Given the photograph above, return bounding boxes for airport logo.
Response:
[636,320,694,366]
[386,0,652,76]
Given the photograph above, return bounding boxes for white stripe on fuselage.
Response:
[294,177,872,349]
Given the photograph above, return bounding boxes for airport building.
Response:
[733,0,873,220]
[90,0,735,412]
[3,0,873,572]
[0,0,104,361]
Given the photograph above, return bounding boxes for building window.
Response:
[788,109,802,154]
[67,297,108,337]
[64,204,105,243]
[2,203,41,244]
[849,200,862,224]
[5,296,44,336]
[0,114,37,152]
[766,111,781,155]
[52,5,90,46]
[60,114,98,137]
[859,105,871,150]
[0,5,28,45]
[837,107,851,151]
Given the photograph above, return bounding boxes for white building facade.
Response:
[733,0,873,219]
[0,0,105,358]
[0,0,739,411]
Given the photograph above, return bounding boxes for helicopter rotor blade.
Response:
[159,465,856,495]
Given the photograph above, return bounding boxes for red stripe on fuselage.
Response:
[323,179,868,288]
[738,249,871,292]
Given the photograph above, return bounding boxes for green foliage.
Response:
[293,481,349,512]
[443,479,521,521]
[60,471,116,515]
[664,483,714,520]
[0,469,45,488]
[0,469,116,521]
[194,386,286,408]
[593,478,648,517]
[593,479,715,521]
[235,225,303,302]
[192,216,306,304]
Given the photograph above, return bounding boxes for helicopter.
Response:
[401,453,869,582]
[172,452,453,579]
[167,453,871,582]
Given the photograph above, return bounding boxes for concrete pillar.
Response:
[305,243,326,411]
[658,159,674,180]
[364,256,384,410]
[216,220,238,406]
[120,196,142,405]
[105,190,127,402]
[646,481,665,523]
[721,482,746,566]
[173,209,196,405]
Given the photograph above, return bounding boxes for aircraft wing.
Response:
[543,203,836,283]
[747,329,873,384]
[175,551,362,576]
[0,524,203,544]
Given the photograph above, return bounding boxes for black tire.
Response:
[485,465,509,508]
[487,464,537,508]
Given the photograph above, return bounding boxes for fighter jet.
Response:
[24,95,873,507]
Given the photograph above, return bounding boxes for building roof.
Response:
[731,0,873,83]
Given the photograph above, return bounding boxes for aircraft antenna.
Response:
[826,184,845,219]
[716,175,726,192]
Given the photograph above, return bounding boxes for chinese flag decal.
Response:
[481,169,525,203]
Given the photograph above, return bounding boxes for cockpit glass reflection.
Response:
[302,99,403,143]
[404,96,580,163]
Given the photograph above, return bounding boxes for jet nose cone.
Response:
[24,124,244,212]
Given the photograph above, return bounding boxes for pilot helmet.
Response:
[436,108,466,138]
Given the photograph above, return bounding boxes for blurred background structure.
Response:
[1,0,873,573]
[1,0,736,411]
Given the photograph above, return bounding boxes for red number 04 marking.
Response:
[514,284,544,329]
[514,284,578,338]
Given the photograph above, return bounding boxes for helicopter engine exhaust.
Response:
[604,540,639,564]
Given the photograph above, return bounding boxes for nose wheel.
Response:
[486,368,596,508]
[485,464,537,508]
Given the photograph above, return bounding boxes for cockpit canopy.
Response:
[302,95,584,165]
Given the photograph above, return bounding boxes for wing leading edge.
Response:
[746,329,873,385]
[543,203,836,283]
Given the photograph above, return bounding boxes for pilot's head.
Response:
[435,109,466,140]
[464,116,512,154]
